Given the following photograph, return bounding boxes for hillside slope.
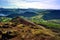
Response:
[0,17,60,40]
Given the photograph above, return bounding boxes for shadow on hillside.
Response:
[42,10,60,20]
[7,12,38,18]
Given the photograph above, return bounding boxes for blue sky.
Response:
[0,0,60,9]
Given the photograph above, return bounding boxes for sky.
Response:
[0,0,60,9]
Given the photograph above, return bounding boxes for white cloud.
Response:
[2,0,60,9]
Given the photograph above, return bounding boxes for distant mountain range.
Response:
[0,8,60,20]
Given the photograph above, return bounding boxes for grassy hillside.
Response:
[0,17,60,40]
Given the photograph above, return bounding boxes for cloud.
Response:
[0,0,60,9]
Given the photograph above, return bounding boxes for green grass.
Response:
[30,17,60,30]
[0,17,12,22]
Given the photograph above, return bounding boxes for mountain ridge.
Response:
[0,16,59,40]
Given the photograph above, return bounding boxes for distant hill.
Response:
[7,12,38,18]
[42,10,60,20]
[0,8,60,23]
[0,8,60,19]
